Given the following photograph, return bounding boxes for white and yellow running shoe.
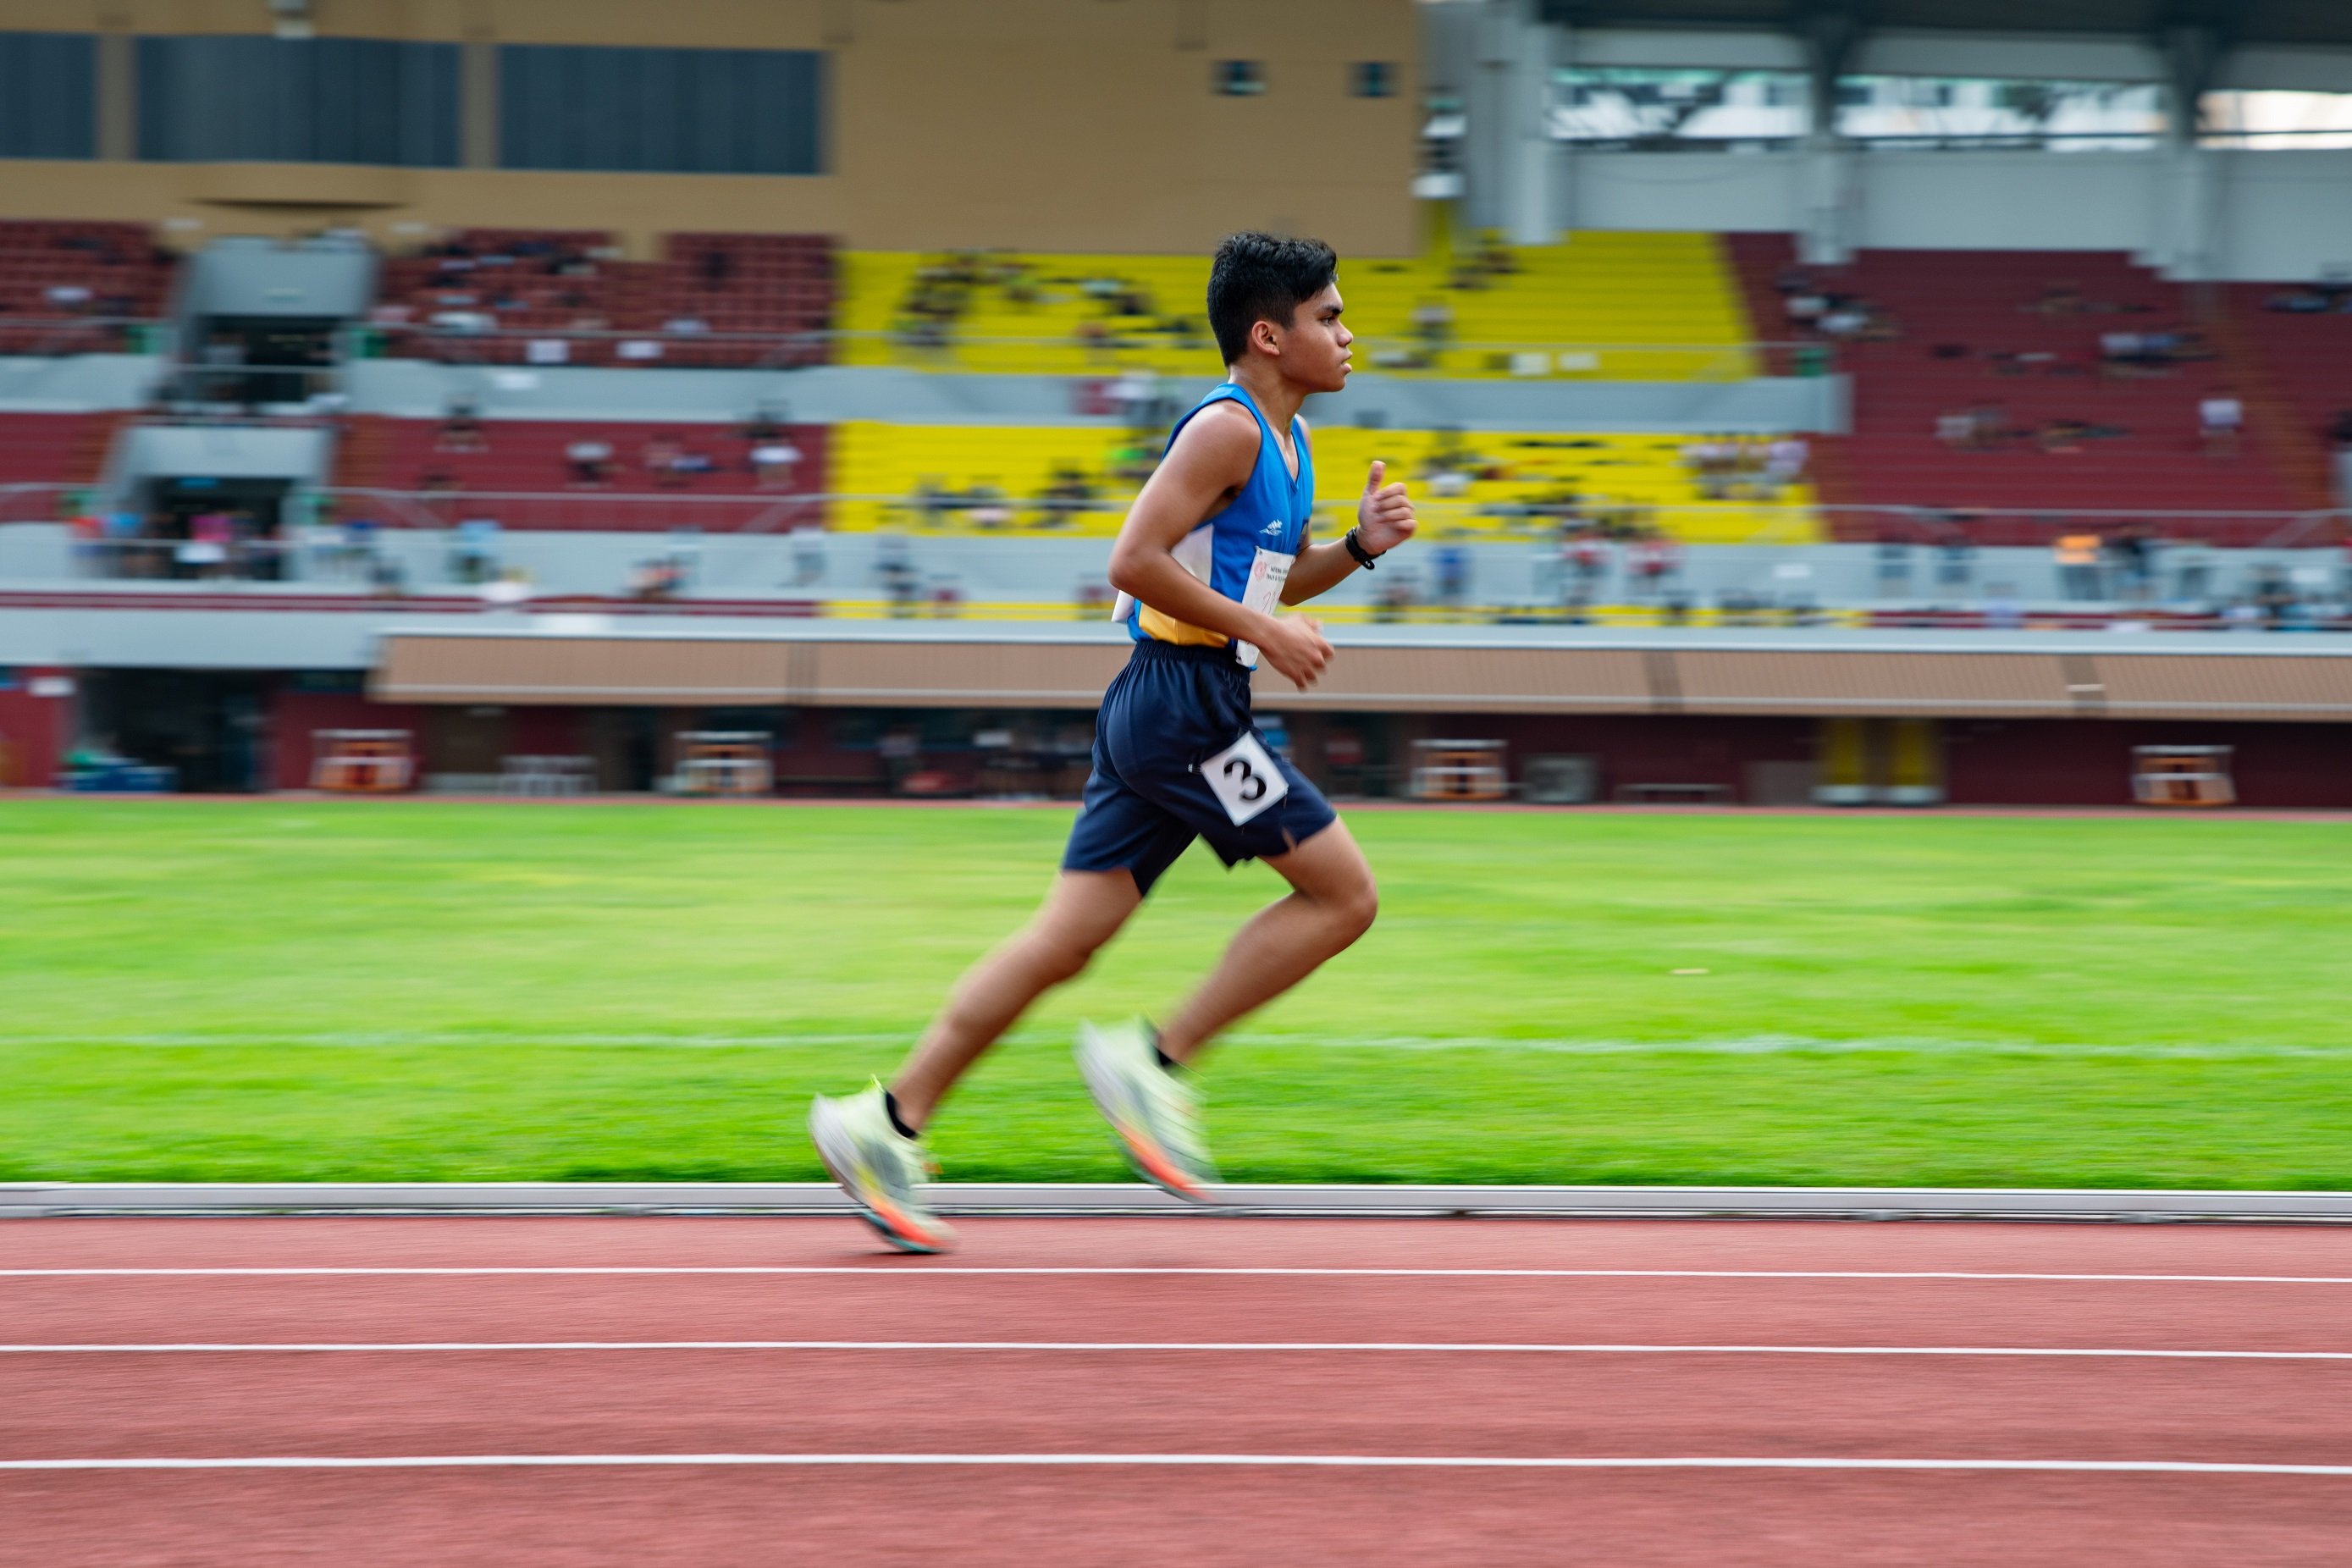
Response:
[808,1080,958,1254]
[1075,1019,1217,1202]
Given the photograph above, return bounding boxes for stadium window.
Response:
[1215,60,1266,97]
[2200,89,2352,150]
[1835,75,2164,151]
[1351,62,1395,99]
[0,32,97,159]
[1551,67,1808,149]
[497,45,825,174]
[135,36,459,165]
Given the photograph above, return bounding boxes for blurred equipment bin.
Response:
[675,731,772,797]
[2133,745,2234,808]
[312,730,412,792]
[1411,738,1509,801]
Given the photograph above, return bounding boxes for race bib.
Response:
[1201,730,1289,826]
[1232,547,1294,670]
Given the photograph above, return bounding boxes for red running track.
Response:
[3,1217,2349,1565]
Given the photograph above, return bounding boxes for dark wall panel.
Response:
[136,36,458,166]
[0,32,97,160]
[498,45,823,174]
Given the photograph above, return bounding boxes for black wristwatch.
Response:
[1344,527,1380,570]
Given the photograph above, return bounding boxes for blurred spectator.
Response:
[1433,545,1470,612]
[2037,280,2084,315]
[1629,532,1681,597]
[627,555,687,601]
[2170,541,2214,605]
[450,517,501,585]
[179,510,233,581]
[1563,525,1609,606]
[741,403,787,444]
[1411,297,1454,363]
[68,511,103,576]
[790,523,826,588]
[753,437,803,490]
[439,396,485,452]
[2109,528,2156,603]
[2265,285,2336,313]
[565,437,614,487]
[1935,527,1977,594]
[2200,388,2243,456]
[1764,435,1808,492]
[1112,367,1163,430]
[2053,533,2103,600]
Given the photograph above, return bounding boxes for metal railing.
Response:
[356,323,1818,383]
[5,313,1827,384]
[8,483,2344,553]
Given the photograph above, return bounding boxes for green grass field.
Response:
[3,798,2348,1189]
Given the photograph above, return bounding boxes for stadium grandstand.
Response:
[0,0,2349,808]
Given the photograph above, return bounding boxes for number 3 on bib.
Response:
[1201,731,1290,826]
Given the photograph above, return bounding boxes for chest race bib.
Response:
[1231,546,1294,671]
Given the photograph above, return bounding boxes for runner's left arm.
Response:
[1281,458,1416,605]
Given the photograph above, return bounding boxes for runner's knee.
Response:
[1024,928,1101,986]
[1328,874,1378,943]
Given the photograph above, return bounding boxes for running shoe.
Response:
[808,1080,957,1254]
[1075,1019,1217,1201]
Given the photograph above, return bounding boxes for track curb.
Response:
[5,1183,2351,1223]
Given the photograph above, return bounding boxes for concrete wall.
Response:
[185,237,379,320]
[0,0,1419,257]
[1560,146,2352,279]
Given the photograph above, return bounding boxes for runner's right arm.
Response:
[1106,404,1333,687]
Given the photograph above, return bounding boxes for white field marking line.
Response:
[8,1267,2352,1285]
[7,1032,2352,1059]
[5,1340,2352,1361]
[4,1454,2351,1477]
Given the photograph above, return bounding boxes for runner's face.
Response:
[1272,284,1351,393]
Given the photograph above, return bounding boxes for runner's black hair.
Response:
[1207,233,1338,366]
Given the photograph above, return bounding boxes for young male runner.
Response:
[810,233,1416,1251]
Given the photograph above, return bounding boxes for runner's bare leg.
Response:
[886,868,1142,1129]
[1154,820,1378,1065]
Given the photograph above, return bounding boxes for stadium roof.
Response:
[1537,1,2352,50]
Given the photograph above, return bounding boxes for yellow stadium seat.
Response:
[829,422,1821,544]
[836,235,1757,382]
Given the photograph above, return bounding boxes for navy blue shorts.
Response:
[1063,641,1338,896]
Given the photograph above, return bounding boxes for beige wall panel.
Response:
[1280,646,1655,712]
[1672,651,2073,716]
[375,634,2352,722]
[375,634,805,704]
[1206,0,1417,57]
[2091,654,2352,721]
[809,638,1129,707]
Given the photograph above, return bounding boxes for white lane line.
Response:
[4,1341,2350,1361]
[3,1453,2349,1476]
[8,1267,2352,1284]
